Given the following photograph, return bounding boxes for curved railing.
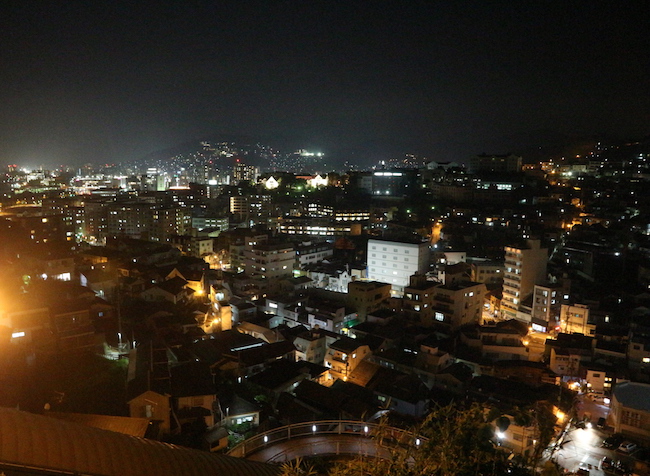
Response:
[227,420,426,461]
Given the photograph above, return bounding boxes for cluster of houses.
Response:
[2,226,650,462]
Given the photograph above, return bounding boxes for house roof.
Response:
[156,276,191,296]
[614,382,650,413]
[226,340,296,367]
[219,394,260,417]
[368,369,430,404]
[0,407,278,476]
[330,336,367,353]
[170,361,216,398]
[189,331,264,365]
[45,412,151,437]
[248,359,309,391]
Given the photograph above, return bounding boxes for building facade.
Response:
[502,239,548,321]
[367,239,430,296]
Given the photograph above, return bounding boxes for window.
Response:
[435,312,444,322]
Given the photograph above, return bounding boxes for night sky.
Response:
[1,1,649,167]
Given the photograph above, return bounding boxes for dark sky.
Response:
[1,1,649,167]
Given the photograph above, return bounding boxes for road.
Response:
[553,427,636,475]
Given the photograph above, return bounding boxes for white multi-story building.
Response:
[367,239,429,296]
[502,239,548,321]
[295,241,334,268]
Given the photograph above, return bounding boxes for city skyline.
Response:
[1,1,649,167]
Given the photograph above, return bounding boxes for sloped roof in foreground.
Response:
[0,407,279,476]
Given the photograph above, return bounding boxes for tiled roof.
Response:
[0,407,279,476]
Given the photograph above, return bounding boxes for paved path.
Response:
[243,434,396,463]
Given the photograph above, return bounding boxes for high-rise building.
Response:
[229,195,273,225]
[502,239,548,321]
[232,160,258,183]
[367,238,429,296]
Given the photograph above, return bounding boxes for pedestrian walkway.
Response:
[245,435,395,463]
[228,420,423,464]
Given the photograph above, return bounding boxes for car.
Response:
[618,441,638,453]
[601,456,614,470]
[597,417,606,429]
[603,434,624,449]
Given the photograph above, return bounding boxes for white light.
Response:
[312,425,317,432]
[496,432,505,439]
[263,435,268,443]
[364,426,368,433]
[415,438,421,446]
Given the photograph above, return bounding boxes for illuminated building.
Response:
[278,218,362,236]
[229,195,273,225]
[502,239,547,321]
[367,238,429,296]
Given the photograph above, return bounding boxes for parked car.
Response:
[603,434,624,449]
[601,456,614,470]
[618,441,637,453]
[596,417,606,429]
[613,461,631,475]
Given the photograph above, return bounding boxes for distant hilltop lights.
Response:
[296,149,324,157]
[263,174,328,190]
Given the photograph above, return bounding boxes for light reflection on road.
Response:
[553,427,636,475]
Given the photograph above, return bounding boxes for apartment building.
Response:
[502,239,548,321]
[367,238,429,296]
